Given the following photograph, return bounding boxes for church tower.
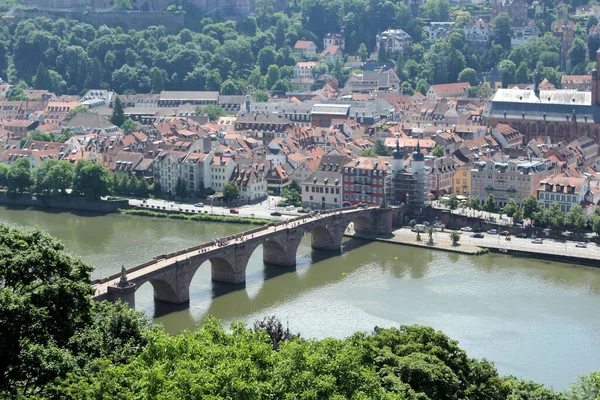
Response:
[391,141,404,174]
[593,49,600,106]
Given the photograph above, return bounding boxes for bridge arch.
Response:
[149,277,180,303]
[210,256,243,284]
[309,224,339,250]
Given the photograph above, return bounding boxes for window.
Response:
[311,187,315,192]
[456,179,460,184]
[322,197,325,201]
[325,188,329,194]
[336,188,340,194]
[310,196,313,200]
[305,186,309,191]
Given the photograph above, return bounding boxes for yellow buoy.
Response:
[394,256,399,260]
[342,272,346,277]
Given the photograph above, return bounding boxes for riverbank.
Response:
[346,228,487,255]
[121,208,272,225]
[0,192,128,213]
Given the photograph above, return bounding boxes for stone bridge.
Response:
[92,206,396,308]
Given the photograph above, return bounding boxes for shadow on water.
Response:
[1,204,111,217]
[154,300,191,318]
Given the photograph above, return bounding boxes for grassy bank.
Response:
[120,209,271,225]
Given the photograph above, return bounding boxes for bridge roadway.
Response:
[93,205,396,308]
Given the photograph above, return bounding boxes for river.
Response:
[1,205,599,390]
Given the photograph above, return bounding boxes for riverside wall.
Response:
[0,192,129,213]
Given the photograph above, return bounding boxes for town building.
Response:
[321,45,344,64]
[470,158,555,207]
[157,91,219,107]
[490,124,524,149]
[484,50,600,145]
[323,33,345,50]
[375,29,413,56]
[342,156,392,206]
[464,19,491,47]
[561,75,592,91]
[294,40,318,59]
[492,0,528,26]
[452,165,471,196]
[302,155,349,209]
[552,20,575,72]
[426,82,471,101]
[537,174,589,214]
[429,22,455,41]
[234,168,267,202]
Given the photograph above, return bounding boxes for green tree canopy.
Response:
[432,145,445,157]
[483,194,497,213]
[110,96,125,127]
[457,67,477,86]
[72,160,110,200]
[7,158,33,194]
[222,181,240,200]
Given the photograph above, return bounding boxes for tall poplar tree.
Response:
[110,96,125,127]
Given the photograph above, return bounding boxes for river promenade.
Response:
[348,227,600,265]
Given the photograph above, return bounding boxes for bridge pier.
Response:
[211,242,256,284]
[263,230,303,267]
[107,283,136,308]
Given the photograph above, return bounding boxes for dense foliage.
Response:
[0,0,592,97]
[1,224,599,398]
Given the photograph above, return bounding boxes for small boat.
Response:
[499,248,508,254]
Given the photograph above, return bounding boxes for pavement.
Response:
[467,232,600,260]
[128,197,300,221]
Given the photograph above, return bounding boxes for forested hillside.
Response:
[0,0,596,98]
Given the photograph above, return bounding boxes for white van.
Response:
[412,224,426,233]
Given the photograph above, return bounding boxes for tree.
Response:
[45,161,74,195]
[72,160,110,200]
[422,0,449,21]
[114,0,132,9]
[546,202,564,231]
[432,145,445,157]
[199,105,225,122]
[33,62,51,90]
[592,214,600,237]
[360,149,377,157]
[251,90,269,102]
[258,46,277,75]
[174,177,187,198]
[0,163,8,188]
[515,62,529,83]
[568,38,587,70]
[136,178,149,198]
[469,196,481,211]
[373,139,390,156]
[502,198,518,218]
[110,96,125,127]
[253,316,291,350]
[450,231,461,246]
[222,181,239,200]
[271,79,290,92]
[566,204,586,232]
[66,105,89,120]
[0,224,93,394]
[477,82,493,99]
[266,64,280,89]
[492,12,512,50]
[151,68,164,94]
[275,20,286,50]
[117,175,129,195]
[522,195,541,219]
[280,188,300,206]
[220,79,242,95]
[457,67,477,86]
[33,159,58,194]
[447,194,459,210]
[483,194,497,213]
[7,158,32,194]
[532,210,546,228]
[358,43,368,62]
[512,206,523,225]
[566,371,600,400]
[498,59,516,87]
[426,226,436,245]
[121,119,137,133]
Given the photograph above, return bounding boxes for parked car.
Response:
[576,242,587,248]
[471,233,484,239]
[285,205,294,211]
[532,238,543,244]
[499,230,510,236]
[487,229,498,235]
[516,233,528,238]
[460,226,473,232]
[297,208,307,213]
[412,224,426,233]
[194,203,204,207]
[432,221,441,228]
[270,211,282,216]
[229,209,239,214]
[564,231,574,236]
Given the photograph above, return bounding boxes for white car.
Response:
[576,242,587,248]
[460,227,473,232]
[532,238,543,244]
[194,203,204,207]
